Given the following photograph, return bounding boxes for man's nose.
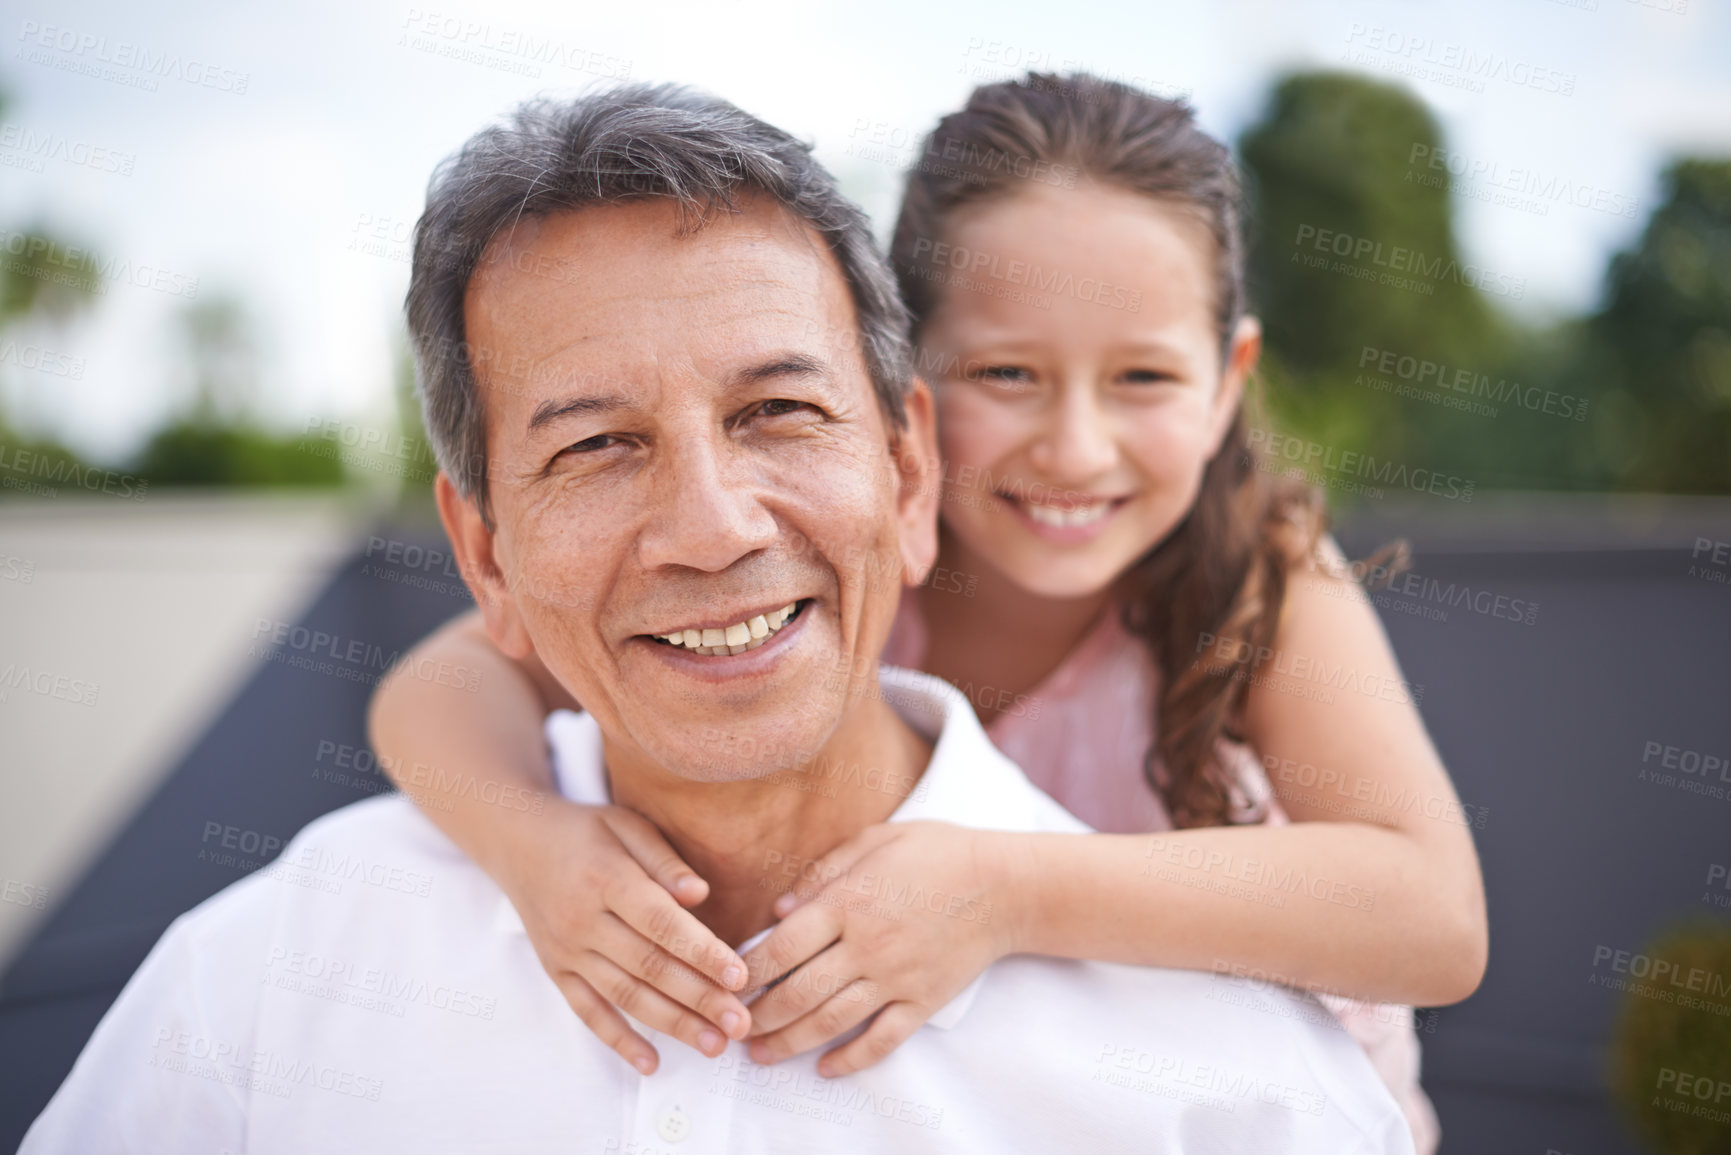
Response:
[635,433,779,573]
[1028,383,1117,484]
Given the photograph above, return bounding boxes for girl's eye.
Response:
[1122,369,1179,385]
[973,365,1037,394]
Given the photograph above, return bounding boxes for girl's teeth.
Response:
[661,603,799,655]
[1025,501,1110,528]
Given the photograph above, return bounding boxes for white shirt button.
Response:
[655,1103,691,1144]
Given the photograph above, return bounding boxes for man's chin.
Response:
[635,719,843,785]
[608,678,852,784]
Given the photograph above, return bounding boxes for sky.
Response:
[1,0,1727,462]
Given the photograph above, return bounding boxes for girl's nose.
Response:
[1028,387,1117,483]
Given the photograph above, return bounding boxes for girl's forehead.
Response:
[950,180,1214,245]
[923,191,1220,354]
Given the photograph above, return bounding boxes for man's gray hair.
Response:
[405,83,914,523]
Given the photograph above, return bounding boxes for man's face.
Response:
[441,197,937,782]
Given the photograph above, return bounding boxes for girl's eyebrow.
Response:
[1111,337,1194,360]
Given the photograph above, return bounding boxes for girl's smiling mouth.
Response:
[996,492,1132,540]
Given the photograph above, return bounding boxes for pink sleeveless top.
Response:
[884,588,1440,1154]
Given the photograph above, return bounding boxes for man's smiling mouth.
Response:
[647,600,809,656]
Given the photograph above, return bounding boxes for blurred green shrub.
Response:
[1609,919,1731,1153]
[132,421,343,487]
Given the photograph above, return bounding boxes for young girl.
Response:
[370,72,1483,1152]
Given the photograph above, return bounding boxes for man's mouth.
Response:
[647,600,809,656]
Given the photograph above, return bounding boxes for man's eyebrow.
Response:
[527,394,631,432]
[724,353,829,389]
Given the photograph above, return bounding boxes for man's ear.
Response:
[434,472,535,660]
[891,378,942,588]
[1206,314,1261,458]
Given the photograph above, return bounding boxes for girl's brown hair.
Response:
[890,72,1328,828]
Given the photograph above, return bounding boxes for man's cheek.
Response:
[507,515,613,615]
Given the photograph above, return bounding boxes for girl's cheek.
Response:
[935,394,1024,472]
[1123,406,1212,486]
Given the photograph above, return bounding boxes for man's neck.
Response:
[603,685,933,947]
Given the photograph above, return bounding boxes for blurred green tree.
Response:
[1238,71,1731,496]
[1577,159,1731,492]
[0,83,102,491]
[1238,72,1507,473]
[132,294,342,487]
[389,336,441,520]
[1241,71,1500,377]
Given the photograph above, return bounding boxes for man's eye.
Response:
[563,434,620,454]
[755,398,817,418]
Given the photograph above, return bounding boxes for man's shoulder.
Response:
[273,792,457,867]
[177,795,477,941]
[962,955,1413,1149]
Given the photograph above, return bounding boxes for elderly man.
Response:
[23,85,1414,1153]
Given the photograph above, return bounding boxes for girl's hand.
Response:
[497,799,754,1074]
[739,821,1018,1077]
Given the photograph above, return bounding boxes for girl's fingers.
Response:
[770,825,894,916]
[744,941,862,1039]
[576,953,733,1061]
[598,915,752,1041]
[550,970,660,1075]
[605,808,711,907]
[739,901,845,1017]
[608,872,747,992]
[747,979,883,1066]
[815,1002,928,1077]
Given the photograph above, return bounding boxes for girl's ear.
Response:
[1207,314,1261,458]
[892,377,942,589]
[435,471,535,661]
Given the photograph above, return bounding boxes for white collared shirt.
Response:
[23,667,1414,1154]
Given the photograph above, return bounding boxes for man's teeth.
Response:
[659,603,799,656]
[1023,501,1111,528]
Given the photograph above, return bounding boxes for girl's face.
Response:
[918,180,1260,600]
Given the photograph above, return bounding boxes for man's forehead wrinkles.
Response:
[507,283,812,355]
[508,308,840,384]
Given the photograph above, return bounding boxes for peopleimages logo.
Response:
[16,20,251,94]
[0,121,136,175]
[1358,346,1588,422]
[0,227,199,299]
[1293,224,1526,299]
[1342,24,1576,96]
[908,236,1143,312]
[1246,429,1474,504]
[1590,945,1731,1002]
[1406,144,1640,220]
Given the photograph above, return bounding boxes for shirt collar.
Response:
[493,666,1087,1029]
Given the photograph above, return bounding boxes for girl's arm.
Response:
[1009,541,1487,1000]
[742,543,1486,1073]
[367,608,754,1072]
